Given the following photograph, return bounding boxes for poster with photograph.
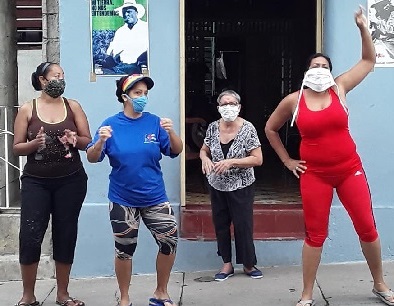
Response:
[91,0,149,76]
[368,0,394,67]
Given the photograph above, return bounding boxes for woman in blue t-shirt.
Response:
[86,74,182,306]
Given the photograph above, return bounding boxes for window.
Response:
[16,0,42,49]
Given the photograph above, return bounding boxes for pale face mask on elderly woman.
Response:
[303,67,336,92]
[218,104,240,122]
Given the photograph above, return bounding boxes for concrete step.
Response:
[0,213,52,254]
[0,254,54,281]
[0,214,54,281]
[180,204,305,240]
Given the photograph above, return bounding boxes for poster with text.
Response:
[368,0,394,67]
[91,0,149,76]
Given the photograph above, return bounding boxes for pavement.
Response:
[1,261,394,306]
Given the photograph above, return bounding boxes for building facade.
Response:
[56,0,394,278]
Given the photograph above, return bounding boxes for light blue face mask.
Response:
[125,95,148,113]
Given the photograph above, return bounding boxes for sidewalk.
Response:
[1,261,394,306]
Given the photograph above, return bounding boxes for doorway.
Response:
[184,0,320,206]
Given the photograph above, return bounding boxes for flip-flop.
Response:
[56,297,85,306]
[149,297,175,306]
[373,288,394,306]
[15,301,40,306]
[296,300,315,306]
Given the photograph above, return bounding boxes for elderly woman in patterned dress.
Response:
[200,90,263,281]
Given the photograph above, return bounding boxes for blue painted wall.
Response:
[59,0,394,277]
[59,0,187,277]
[325,0,394,205]
[322,0,394,263]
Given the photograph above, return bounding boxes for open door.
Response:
[181,0,324,208]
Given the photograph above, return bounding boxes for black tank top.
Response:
[23,98,83,178]
[220,139,234,158]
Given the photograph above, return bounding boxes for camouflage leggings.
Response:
[109,202,178,259]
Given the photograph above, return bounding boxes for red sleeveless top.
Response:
[296,88,361,174]
[23,98,83,178]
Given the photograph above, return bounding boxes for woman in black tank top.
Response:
[12,62,92,306]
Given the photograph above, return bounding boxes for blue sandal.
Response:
[149,297,175,306]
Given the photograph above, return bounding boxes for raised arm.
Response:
[335,6,376,95]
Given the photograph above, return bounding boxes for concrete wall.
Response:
[59,0,193,277]
[0,213,53,281]
[58,0,394,278]
[17,49,42,105]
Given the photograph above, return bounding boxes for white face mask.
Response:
[218,104,240,122]
[303,67,336,92]
[290,66,347,127]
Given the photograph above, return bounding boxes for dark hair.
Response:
[115,76,129,103]
[31,62,54,91]
[306,53,333,71]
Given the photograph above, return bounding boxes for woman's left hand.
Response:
[58,129,77,146]
[355,5,367,29]
[160,118,173,133]
[213,159,233,175]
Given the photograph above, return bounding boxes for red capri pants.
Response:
[300,167,378,247]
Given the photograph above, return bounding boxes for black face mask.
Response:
[43,79,66,98]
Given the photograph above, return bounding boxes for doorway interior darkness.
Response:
[185,0,317,205]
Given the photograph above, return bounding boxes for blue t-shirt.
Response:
[87,112,178,207]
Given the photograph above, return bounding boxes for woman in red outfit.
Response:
[265,7,394,306]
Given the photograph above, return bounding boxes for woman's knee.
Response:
[19,245,42,265]
[51,221,79,263]
[19,222,48,264]
[115,245,136,260]
[19,223,44,264]
[159,244,177,256]
[305,231,327,247]
[358,227,378,243]
[114,232,138,259]
[156,226,178,255]
[52,235,78,264]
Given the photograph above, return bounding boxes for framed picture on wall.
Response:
[368,0,394,67]
[90,0,149,76]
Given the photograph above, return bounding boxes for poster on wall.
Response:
[90,0,149,76]
[368,0,394,67]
